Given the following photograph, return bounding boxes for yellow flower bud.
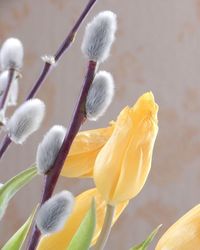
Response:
[61,126,114,178]
[94,92,158,205]
[37,188,128,250]
[156,204,200,250]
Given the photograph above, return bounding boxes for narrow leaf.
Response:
[130,224,162,250]
[2,207,37,250]
[67,199,96,250]
[0,165,37,219]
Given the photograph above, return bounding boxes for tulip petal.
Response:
[94,92,158,205]
[156,204,200,250]
[61,126,113,178]
[113,95,158,203]
[68,126,114,156]
[94,107,134,203]
[61,149,100,178]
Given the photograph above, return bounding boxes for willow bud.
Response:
[0,38,24,70]
[81,11,117,63]
[36,125,66,174]
[36,191,74,235]
[6,99,45,144]
[86,71,114,121]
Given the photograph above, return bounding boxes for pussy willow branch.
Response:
[93,205,115,250]
[0,69,15,156]
[28,60,97,250]
[0,0,98,160]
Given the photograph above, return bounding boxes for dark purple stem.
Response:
[0,136,11,158]
[26,63,51,100]
[0,69,15,110]
[54,0,97,61]
[0,70,14,157]
[28,60,97,250]
[27,227,40,250]
[0,0,98,160]
[27,0,97,100]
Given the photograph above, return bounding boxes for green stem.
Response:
[93,204,115,250]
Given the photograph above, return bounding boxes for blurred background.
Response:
[1,0,200,249]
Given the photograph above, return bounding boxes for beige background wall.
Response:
[0,0,200,249]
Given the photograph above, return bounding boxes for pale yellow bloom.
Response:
[61,126,114,177]
[94,92,159,205]
[156,204,200,250]
[37,188,128,250]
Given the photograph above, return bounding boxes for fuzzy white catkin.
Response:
[0,71,19,124]
[36,191,74,235]
[0,71,8,124]
[86,71,114,121]
[6,99,45,144]
[0,71,19,107]
[36,125,66,174]
[0,71,8,97]
[7,78,19,107]
[81,11,117,63]
[0,38,24,70]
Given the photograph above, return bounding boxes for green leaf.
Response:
[130,224,162,250]
[0,165,37,220]
[67,199,96,250]
[2,207,37,250]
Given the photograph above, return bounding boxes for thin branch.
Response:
[0,0,98,160]
[0,136,11,158]
[27,60,97,250]
[27,0,97,100]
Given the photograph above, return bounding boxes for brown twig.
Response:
[0,0,98,160]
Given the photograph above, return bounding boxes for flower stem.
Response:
[0,0,98,160]
[93,204,115,250]
[27,60,97,250]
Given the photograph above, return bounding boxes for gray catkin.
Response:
[6,99,45,144]
[0,38,24,70]
[36,125,66,174]
[81,11,117,63]
[86,71,114,121]
[36,191,74,235]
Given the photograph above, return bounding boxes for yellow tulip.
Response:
[94,92,158,205]
[61,126,114,178]
[37,188,128,250]
[156,204,200,250]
